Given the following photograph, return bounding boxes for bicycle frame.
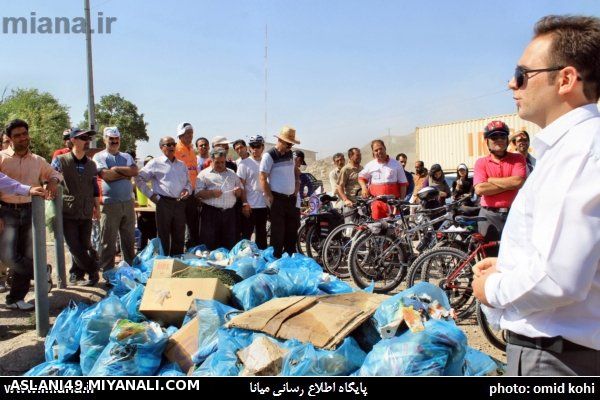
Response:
[443,238,499,291]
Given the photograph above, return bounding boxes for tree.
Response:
[82,93,149,153]
[0,88,70,160]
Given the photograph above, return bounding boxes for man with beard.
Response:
[510,130,536,175]
[0,119,59,309]
[52,127,101,286]
[410,160,429,204]
[473,120,527,254]
[473,15,600,375]
[336,147,363,223]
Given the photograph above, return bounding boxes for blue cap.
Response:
[69,127,96,139]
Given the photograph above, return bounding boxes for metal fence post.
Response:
[53,186,67,289]
[31,196,49,337]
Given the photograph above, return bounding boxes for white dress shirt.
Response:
[135,155,191,200]
[196,167,241,209]
[483,104,600,349]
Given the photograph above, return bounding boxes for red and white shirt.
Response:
[358,156,408,197]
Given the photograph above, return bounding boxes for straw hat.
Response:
[275,125,300,145]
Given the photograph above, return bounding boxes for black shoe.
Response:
[69,273,85,286]
[78,272,100,287]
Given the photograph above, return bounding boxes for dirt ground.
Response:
[0,244,505,376]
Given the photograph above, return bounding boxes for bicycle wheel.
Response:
[476,301,507,352]
[296,222,310,255]
[305,224,324,263]
[348,232,406,293]
[321,223,359,278]
[414,246,476,320]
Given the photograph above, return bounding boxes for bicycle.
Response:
[476,301,507,351]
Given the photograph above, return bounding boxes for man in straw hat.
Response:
[259,125,301,258]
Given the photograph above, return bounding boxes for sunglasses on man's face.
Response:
[162,143,176,148]
[513,65,565,89]
[488,133,508,141]
[76,135,92,142]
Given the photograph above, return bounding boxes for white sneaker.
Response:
[6,300,35,311]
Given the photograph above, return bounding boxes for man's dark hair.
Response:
[534,15,600,101]
[511,130,530,143]
[416,160,425,168]
[332,152,344,161]
[232,139,247,149]
[396,153,408,161]
[5,119,29,138]
[370,139,386,150]
[196,137,209,147]
[347,147,360,158]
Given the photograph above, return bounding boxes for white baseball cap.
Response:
[177,122,194,136]
[103,127,120,138]
[212,136,231,146]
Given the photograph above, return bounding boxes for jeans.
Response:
[0,206,33,303]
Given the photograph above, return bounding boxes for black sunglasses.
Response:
[488,133,508,140]
[162,143,176,147]
[514,65,565,88]
[75,135,92,141]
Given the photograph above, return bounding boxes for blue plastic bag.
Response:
[261,247,277,263]
[25,361,82,376]
[356,319,467,376]
[463,347,502,376]
[79,295,128,375]
[89,319,168,376]
[209,247,230,261]
[230,239,259,259]
[132,238,164,269]
[281,337,366,376]
[318,275,355,294]
[182,299,241,364]
[373,282,451,338]
[158,363,186,376]
[228,257,258,280]
[45,301,89,362]
[193,328,254,376]
[187,244,208,255]
[121,283,146,322]
[104,263,147,298]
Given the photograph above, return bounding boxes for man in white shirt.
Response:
[473,15,600,376]
[196,148,243,250]
[135,137,191,256]
[237,135,268,249]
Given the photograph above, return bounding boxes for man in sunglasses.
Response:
[93,127,138,275]
[509,130,536,175]
[0,119,60,310]
[260,126,301,258]
[52,127,101,287]
[473,120,527,255]
[473,15,600,376]
[135,137,191,256]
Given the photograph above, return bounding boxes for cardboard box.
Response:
[151,258,189,279]
[226,292,388,349]
[140,278,230,326]
[164,317,199,373]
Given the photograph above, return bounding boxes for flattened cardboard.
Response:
[226,292,388,349]
[140,278,230,326]
[151,258,189,278]
[164,317,199,372]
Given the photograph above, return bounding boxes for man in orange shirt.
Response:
[175,122,200,248]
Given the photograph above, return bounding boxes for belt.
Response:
[507,331,595,353]
[483,206,510,213]
[202,203,233,212]
[272,191,296,199]
[0,201,32,209]
[159,195,180,201]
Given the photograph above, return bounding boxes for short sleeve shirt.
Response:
[93,150,135,204]
[473,152,527,208]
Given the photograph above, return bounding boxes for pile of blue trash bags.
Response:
[26,239,503,377]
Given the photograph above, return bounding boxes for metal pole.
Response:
[53,186,66,289]
[84,0,96,146]
[31,196,49,337]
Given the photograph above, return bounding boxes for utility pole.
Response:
[264,24,268,135]
[84,0,96,146]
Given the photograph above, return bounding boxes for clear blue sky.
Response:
[1,0,599,158]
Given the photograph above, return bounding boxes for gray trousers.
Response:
[98,200,136,271]
[507,343,600,376]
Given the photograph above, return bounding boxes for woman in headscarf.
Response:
[428,164,451,201]
[451,163,474,205]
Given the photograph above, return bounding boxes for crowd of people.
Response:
[0,13,598,377]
